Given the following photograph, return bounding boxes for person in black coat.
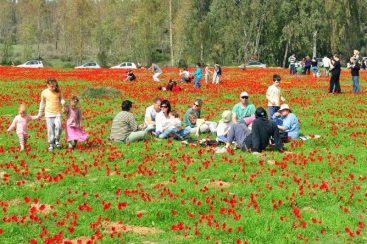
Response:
[251,107,284,153]
[329,54,341,93]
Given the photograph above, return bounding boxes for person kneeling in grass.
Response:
[272,104,300,140]
[110,100,146,143]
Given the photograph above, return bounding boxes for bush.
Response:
[81,87,120,99]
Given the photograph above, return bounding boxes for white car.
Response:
[17,60,44,68]
[246,61,266,68]
[75,62,101,69]
[110,62,137,69]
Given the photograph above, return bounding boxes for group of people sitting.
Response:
[109,74,300,154]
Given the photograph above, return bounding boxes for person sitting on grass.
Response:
[158,79,182,92]
[184,99,217,134]
[155,100,189,140]
[272,104,300,139]
[142,97,161,133]
[124,70,136,81]
[216,110,233,143]
[251,107,284,153]
[232,91,256,124]
[110,100,146,143]
[179,67,192,83]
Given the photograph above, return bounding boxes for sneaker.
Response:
[48,145,54,152]
[55,141,61,149]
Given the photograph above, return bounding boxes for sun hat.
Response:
[240,91,249,98]
[278,104,292,113]
[220,110,232,123]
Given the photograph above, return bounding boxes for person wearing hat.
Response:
[216,110,233,143]
[273,104,300,139]
[266,74,285,120]
[251,107,284,153]
[232,92,256,123]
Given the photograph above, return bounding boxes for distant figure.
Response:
[288,54,296,75]
[212,64,222,84]
[137,62,142,69]
[329,54,341,93]
[322,55,331,76]
[239,64,246,70]
[124,70,136,81]
[204,65,211,84]
[311,58,318,77]
[192,63,202,89]
[150,63,162,82]
[348,57,360,93]
[304,56,311,75]
[179,67,192,82]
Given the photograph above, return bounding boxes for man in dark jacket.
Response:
[251,107,284,153]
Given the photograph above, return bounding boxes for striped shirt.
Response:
[289,56,296,64]
[110,111,138,141]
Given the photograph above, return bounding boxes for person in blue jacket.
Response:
[192,63,202,89]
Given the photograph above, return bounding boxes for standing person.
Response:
[348,57,360,93]
[266,74,285,120]
[192,63,202,89]
[143,98,161,132]
[7,104,39,151]
[110,100,146,143]
[37,78,65,151]
[353,49,360,62]
[251,107,284,153]
[204,65,211,85]
[288,54,296,75]
[63,96,88,150]
[322,55,331,76]
[304,56,311,75]
[329,54,342,93]
[311,58,318,77]
[273,104,300,139]
[212,64,222,84]
[232,92,256,123]
[184,99,217,134]
[150,63,163,82]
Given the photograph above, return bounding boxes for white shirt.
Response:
[323,57,330,67]
[144,105,158,126]
[266,84,283,106]
[168,118,182,130]
[216,122,232,137]
[155,111,171,132]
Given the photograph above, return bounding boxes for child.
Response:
[159,110,189,139]
[212,64,221,84]
[7,104,39,151]
[266,74,285,120]
[37,78,65,151]
[192,63,202,89]
[63,96,88,150]
[216,110,233,143]
[204,65,211,84]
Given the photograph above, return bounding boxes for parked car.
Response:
[110,62,137,69]
[17,60,44,68]
[75,62,101,69]
[246,60,266,68]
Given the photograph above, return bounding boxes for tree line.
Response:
[0,0,366,67]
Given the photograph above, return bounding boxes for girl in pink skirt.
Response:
[63,96,88,150]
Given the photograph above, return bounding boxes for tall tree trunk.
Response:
[312,31,317,58]
[169,0,174,67]
[282,39,290,68]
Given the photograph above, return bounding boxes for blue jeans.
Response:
[289,64,296,75]
[158,128,190,139]
[352,76,360,93]
[194,77,201,89]
[269,106,280,121]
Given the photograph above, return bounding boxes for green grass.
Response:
[0,69,366,243]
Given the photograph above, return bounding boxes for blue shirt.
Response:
[184,108,201,128]
[192,67,202,78]
[280,113,299,139]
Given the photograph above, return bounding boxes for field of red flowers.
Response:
[0,66,366,243]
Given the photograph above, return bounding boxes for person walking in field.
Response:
[212,64,222,84]
[150,63,163,82]
[63,96,88,151]
[288,54,296,75]
[192,63,203,89]
[322,55,331,76]
[37,78,65,151]
[7,104,39,151]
